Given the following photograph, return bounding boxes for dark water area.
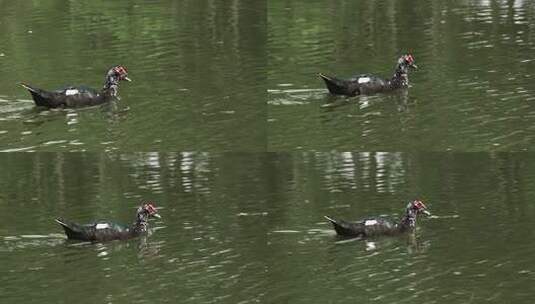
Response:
[0,0,266,151]
[2,152,535,303]
[268,0,535,151]
[3,1,535,151]
[2,1,535,303]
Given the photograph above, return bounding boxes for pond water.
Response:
[0,0,266,151]
[1,1,534,303]
[268,0,535,151]
[1,152,535,303]
[1,1,535,151]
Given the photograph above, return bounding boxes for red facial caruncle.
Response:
[144,202,158,215]
[113,65,127,76]
[112,65,131,81]
[412,200,426,210]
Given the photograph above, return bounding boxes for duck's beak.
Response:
[422,210,431,216]
[152,213,161,219]
[410,63,418,70]
[124,76,132,82]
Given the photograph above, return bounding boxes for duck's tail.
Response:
[20,83,53,107]
[324,215,346,235]
[20,82,39,93]
[324,215,338,225]
[55,217,84,240]
[324,216,364,237]
[318,73,356,96]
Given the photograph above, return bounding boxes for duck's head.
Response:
[398,54,418,70]
[104,65,131,96]
[137,201,161,221]
[107,65,131,82]
[407,200,430,216]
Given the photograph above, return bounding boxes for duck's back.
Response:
[53,86,108,108]
[83,221,133,242]
[359,217,398,236]
[56,218,133,242]
[21,83,110,108]
[348,74,389,94]
[319,73,388,96]
[325,216,398,237]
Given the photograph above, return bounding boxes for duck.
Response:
[20,65,131,108]
[318,54,418,96]
[324,200,430,237]
[55,202,160,242]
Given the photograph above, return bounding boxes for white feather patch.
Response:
[364,220,378,226]
[65,89,79,96]
[95,223,110,229]
[358,77,371,84]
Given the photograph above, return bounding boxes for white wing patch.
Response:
[95,223,110,229]
[358,77,371,84]
[364,220,378,226]
[65,89,79,96]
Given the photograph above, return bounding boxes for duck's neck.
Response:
[397,207,418,233]
[389,63,410,89]
[102,75,119,97]
[131,211,149,234]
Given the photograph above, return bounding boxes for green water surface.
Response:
[1,1,535,303]
[1,152,535,303]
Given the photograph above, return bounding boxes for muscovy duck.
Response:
[324,200,430,237]
[319,54,418,96]
[20,65,131,108]
[55,202,160,242]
